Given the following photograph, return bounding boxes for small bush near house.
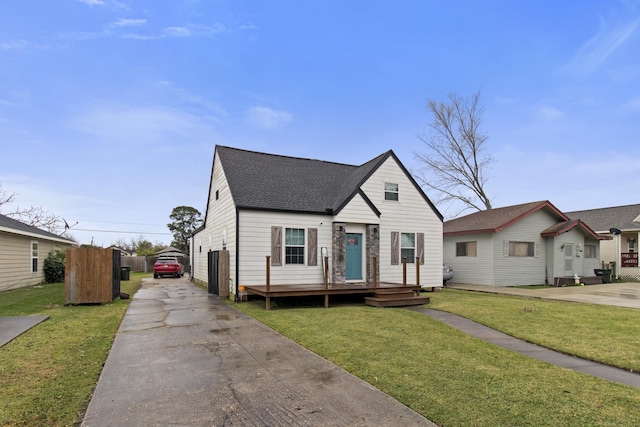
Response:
[43,249,65,283]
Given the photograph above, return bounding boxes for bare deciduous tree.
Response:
[0,183,16,208]
[414,91,493,214]
[0,183,65,234]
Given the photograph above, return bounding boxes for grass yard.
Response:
[0,273,145,427]
[428,289,640,373]
[236,291,640,426]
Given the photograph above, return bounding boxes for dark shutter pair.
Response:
[271,226,317,266]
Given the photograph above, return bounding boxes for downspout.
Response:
[235,207,240,301]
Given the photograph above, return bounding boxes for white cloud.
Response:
[626,97,640,110]
[77,0,106,5]
[111,18,146,27]
[70,104,216,145]
[123,23,225,40]
[537,105,565,120]
[245,106,293,130]
[164,26,191,37]
[566,5,640,74]
[0,40,28,50]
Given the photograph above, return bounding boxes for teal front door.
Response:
[346,233,362,280]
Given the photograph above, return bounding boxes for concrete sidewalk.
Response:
[445,282,640,309]
[409,307,640,389]
[82,278,435,426]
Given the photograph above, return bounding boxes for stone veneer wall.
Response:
[332,222,346,284]
[366,224,380,284]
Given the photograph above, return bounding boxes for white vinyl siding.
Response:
[334,193,380,224]
[192,153,237,292]
[491,210,551,286]
[443,233,494,285]
[238,211,332,286]
[360,156,442,287]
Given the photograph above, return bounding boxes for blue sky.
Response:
[1,0,639,246]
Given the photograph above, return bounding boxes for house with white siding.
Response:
[566,204,640,280]
[0,213,76,292]
[191,146,443,299]
[443,201,603,287]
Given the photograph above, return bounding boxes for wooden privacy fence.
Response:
[121,256,147,272]
[65,247,121,305]
[119,255,191,274]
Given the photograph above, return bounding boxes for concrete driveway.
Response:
[446,282,640,309]
[82,277,435,426]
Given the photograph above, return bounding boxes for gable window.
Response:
[384,182,399,201]
[508,241,535,257]
[401,232,415,263]
[585,244,598,259]
[285,228,305,264]
[456,241,477,257]
[31,241,39,273]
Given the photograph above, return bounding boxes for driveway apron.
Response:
[82,278,434,427]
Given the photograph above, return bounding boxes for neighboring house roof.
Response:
[106,245,132,255]
[540,219,603,240]
[212,145,443,220]
[0,213,76,245]
[155,246,186,257]
[444,201,566,236]
[566,204,640,233]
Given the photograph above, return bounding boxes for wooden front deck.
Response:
[243,283,425,310]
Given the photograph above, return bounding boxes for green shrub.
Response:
[43,249,65,283]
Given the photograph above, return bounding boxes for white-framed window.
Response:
[456,241,477,257]
[507,241,536,257]
[585,244,598,259]
[31,241,39,273]
[384,182,399,201]
[285,228,305,265]
[629,238,636,253]
[401,232,415,263]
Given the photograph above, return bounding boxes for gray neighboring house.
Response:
[0,213,76,292]
[566,204,640,280]
[191,145,444,300]
[444,201,603,286]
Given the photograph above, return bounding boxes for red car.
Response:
[153,257,184,278]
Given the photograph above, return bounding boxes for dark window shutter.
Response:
[308,228,318,266]
[417,233,425,265]
[271,226,282,266]
[391,231,399,265]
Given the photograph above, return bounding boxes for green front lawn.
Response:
[2,280,640,426]
[236,290,640,426]
[0,274,145,427]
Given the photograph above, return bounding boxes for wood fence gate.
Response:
[208,250,229,297]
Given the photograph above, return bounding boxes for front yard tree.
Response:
[414,90,493,214]
[0,182,65,234]
[167,206,202,252]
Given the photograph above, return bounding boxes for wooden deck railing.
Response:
[622,252,638,267]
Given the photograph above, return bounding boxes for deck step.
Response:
[365,295,430,307]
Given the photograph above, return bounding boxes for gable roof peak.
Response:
[444,200,566,236]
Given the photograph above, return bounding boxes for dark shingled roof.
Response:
[443,201,566,236]
[566,204,640,233]
[215,146,442,218]
[0,213,75,243]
